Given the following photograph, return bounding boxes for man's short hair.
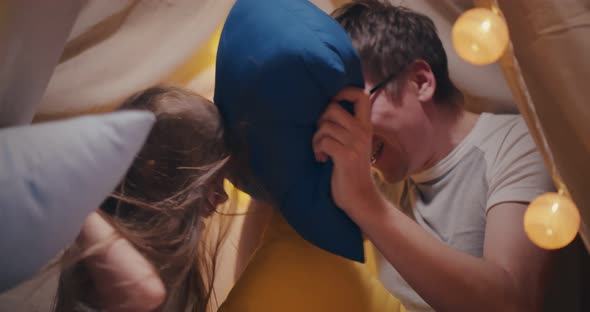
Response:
[333,0,458,102]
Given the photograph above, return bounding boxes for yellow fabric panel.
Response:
[219,211,405,312]
[363,239,379,278]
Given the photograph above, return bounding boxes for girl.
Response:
[55,85,231,312]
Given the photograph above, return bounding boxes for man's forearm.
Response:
[357,196,528,312]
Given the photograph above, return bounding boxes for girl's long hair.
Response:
[54,85,231,311]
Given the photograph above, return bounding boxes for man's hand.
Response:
[312,87,382,221]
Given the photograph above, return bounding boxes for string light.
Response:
[452,8,509,65]
[524,192,580,250]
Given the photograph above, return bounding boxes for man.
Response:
[312,1,554,311]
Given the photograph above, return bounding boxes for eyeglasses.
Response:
[368,72,397,95]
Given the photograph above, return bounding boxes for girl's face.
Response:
[205,175,229,217]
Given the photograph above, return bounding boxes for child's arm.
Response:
[78,211,166,312]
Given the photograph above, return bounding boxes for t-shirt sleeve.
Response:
[486,118,555,212]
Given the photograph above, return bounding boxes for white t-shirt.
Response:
[377,113,555,311]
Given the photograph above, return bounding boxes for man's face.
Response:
[367,75,432,183]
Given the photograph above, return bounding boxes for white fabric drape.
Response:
[36,0,234,118]
[0,0,82,126]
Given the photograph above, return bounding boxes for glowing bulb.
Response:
[452,8,509,65]
[524,192,580,250]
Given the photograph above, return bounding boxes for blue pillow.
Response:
[215,0,365,261]
[0,111,154,292]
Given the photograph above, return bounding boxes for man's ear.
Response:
[407,59,436,102]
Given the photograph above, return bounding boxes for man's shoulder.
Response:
[474,114,554,208]
[478,112,525,134]
[472,113,546,178]
[472,113,530,151]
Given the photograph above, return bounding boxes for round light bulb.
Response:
[452,8,509,65]
[524,192,580,250]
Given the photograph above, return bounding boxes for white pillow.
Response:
[0,111,154,292]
